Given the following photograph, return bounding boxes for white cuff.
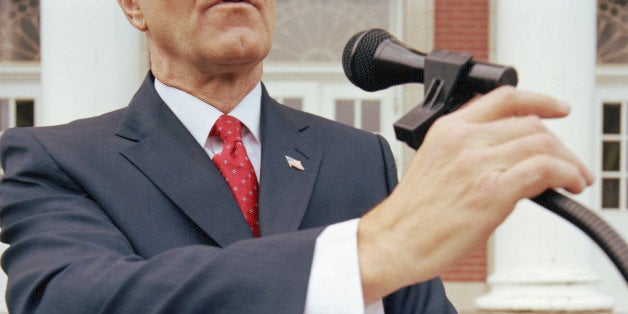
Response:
[304,219,384,314]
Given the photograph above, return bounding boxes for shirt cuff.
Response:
[304,219,384,314]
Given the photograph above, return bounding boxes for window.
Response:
[335,99,381,133]
[0,98,35,132]
[268,0,392,64]
[0,0,40,132]
[597,0,627,211]
[0,0,40,62]
[275,97,304,111]
[600,101,628,210]
[263,0,403,169]
[597,0,627,64]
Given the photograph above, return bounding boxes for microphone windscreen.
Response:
[342,29,393,91]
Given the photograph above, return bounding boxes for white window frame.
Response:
[595,65,628,212]
[0,64,40,132]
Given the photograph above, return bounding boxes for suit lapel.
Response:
[258,89,322,236]
[115,74,253,247]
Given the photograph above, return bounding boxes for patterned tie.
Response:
[211,115,260,237]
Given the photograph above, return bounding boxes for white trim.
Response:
[403,0,434,52]
[263,65,345,82]
[0,64,40,81]
[0,64,40,128]
[390,0,404,39]
[596,65,628,85]
[8,98,16,129]
[488,0,498,62]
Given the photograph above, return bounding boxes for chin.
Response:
[214,31,271,61]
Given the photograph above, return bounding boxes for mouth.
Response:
[199,0,256,12]
[213,0,253,7]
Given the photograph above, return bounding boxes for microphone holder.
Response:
[393,50,628,283]
[394,50,483,149]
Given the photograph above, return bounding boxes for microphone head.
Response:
[343,29,425,92]
[342,29,394,92]
[343,29,515,94]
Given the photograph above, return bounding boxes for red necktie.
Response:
[211,115,260,237]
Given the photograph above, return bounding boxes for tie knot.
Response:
[212,115,242,143]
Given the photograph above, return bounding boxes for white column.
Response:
[476,0,614,311]
[39,1,147,126]
[0,241,7,312]
[0,3,145,312]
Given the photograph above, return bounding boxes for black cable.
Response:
[532,189,628,283]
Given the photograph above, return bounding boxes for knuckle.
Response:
[522,115,545,132]
[534,133,559,154]
[534,158,555,176]
[431,116,468,140]
[520,158,554,189]
[492,86,517,104]
[451,122,473,138]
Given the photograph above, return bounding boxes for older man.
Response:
[0,0,592,313]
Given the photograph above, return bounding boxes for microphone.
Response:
[342,29,517,93]
[342,29,628,284]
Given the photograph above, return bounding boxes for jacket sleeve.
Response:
[0,127,323,314]
[376,134,399,194]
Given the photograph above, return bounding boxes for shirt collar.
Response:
[154,78,262,148]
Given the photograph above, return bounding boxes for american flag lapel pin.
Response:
[285,155,305,171]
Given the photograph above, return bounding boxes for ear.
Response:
[117,0,148,31]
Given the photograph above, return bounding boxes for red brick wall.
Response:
[440,244,488,282]
[435,0,489,61]
[434,0,489,282]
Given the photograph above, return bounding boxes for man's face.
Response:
[137,0,276,72]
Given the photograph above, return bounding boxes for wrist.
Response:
[357,203,413,303]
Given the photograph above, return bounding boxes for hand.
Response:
[357,86,594,303]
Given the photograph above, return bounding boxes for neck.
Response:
[150,56,263,113]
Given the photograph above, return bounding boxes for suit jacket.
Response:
[0,73,456,313]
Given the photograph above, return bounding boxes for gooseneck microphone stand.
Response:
[392,48,628,284]
[343,28,627,284]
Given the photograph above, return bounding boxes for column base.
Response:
[475,273,615,311]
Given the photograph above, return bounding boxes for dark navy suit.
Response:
[0,73,456,313]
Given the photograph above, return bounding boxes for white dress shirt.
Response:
[154,79,383,313]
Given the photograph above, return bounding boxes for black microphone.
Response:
[342,29,517,93]
[342,29,628,284]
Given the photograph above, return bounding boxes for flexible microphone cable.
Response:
[532,189,628,283]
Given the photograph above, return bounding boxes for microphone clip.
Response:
[394,50,493,149]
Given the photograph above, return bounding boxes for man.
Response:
[0,1,592,313]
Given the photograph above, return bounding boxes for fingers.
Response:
[499,155,589,200]
[473,115,547,146]
[431,98,594,199]
[488,132,594,187]
[455,86,572,123]
[442,87,594,193]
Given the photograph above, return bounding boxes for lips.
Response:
[215,0,253,6]
[199,0,256,12]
